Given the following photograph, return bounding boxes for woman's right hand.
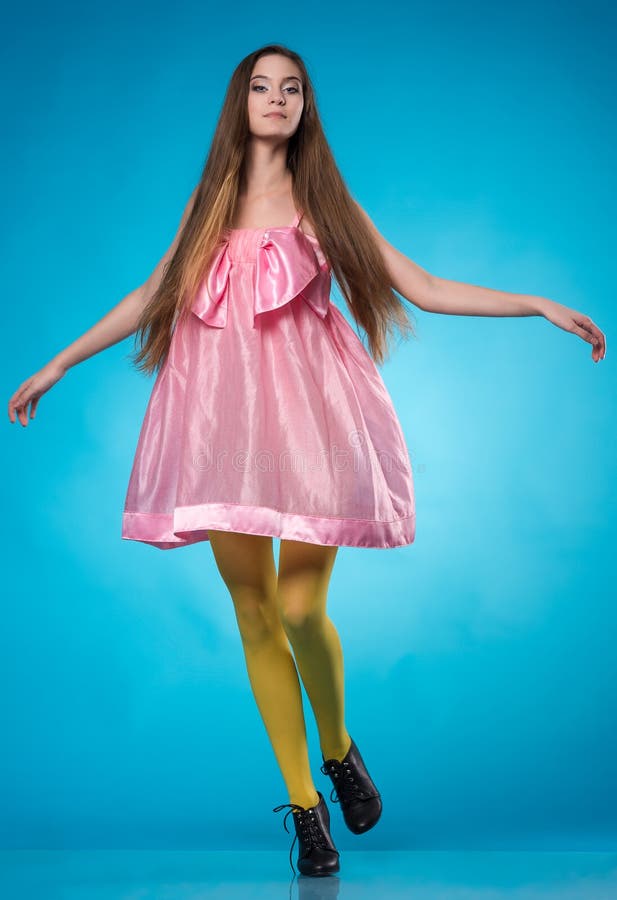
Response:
[8,359,68,427]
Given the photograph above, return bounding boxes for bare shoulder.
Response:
[350,199,435,310]
[299,203,375,240]
[299,200,390,246]
[298,214,318,239]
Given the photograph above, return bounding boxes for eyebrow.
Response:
[250,74,301,83]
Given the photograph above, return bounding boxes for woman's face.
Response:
[247,54,304,140]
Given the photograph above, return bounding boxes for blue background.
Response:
[2,0,615,852]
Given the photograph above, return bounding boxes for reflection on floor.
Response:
[1,850,617,899]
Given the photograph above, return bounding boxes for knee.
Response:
[231,588,282,646]
[278,598,325,635]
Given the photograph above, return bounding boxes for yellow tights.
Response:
[208,530,352,811]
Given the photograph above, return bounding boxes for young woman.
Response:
[8,44,606,879]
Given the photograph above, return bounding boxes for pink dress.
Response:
[121,209,416,550]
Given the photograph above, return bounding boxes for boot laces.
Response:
[320,758,368,805]
[272,800,330,876]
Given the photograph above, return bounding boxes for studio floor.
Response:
[1,850,617,898]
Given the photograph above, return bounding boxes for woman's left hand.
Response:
[539,299,607,363]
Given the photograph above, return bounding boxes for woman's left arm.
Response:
[355,201,607,363]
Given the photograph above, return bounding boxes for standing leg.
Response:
[208,529,320,809]
[277,539,351,763]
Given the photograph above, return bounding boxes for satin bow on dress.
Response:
[191,227,332,328]
[121,214,416,552]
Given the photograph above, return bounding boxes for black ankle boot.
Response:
[272,790,340,877]
[320,736,383,834]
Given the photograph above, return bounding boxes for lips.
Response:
[265,113,286,118]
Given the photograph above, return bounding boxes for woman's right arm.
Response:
[55,185,199,371]
[8,186,198,427]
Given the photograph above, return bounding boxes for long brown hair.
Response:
[130,43,417,376]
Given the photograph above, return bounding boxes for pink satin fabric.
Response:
[121,210,416,549]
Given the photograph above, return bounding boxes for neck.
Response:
[240,142,291,199]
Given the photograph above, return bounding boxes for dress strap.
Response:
[291,208,304,228]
